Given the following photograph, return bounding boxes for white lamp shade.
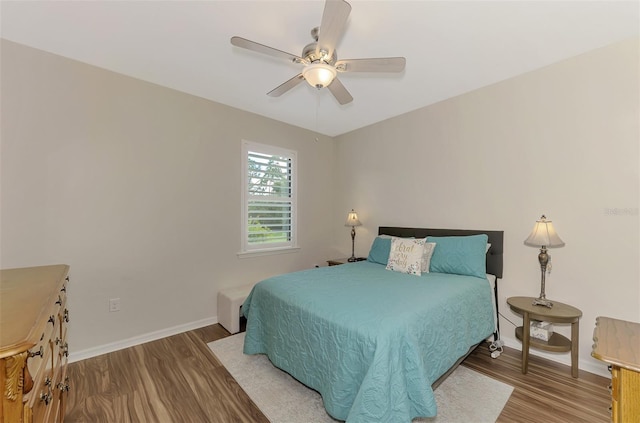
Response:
[302,63,337,88]
[345,210,362,227]
[524,215,565,248]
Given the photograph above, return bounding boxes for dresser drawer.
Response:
[26,313,58,387]
[53,295,69,362]
[25,339,55,422]
[56,362,70,423]
[610,366,620,421]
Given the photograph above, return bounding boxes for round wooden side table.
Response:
[507,296,582,378]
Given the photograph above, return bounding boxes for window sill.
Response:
[237,246,300,259]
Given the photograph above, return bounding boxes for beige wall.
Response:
[0,39,337,355]
[334,37,639,376]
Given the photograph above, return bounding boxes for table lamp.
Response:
[524,215,565,307]
[345,210,362,262]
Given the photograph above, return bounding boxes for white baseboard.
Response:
[68,316,218,363]
[501,337,610,378]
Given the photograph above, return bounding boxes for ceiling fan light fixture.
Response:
[302,63,337,88]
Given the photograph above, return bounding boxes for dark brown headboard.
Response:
[378,227,504,279]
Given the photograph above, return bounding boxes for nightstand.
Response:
[327,257,366,266]
[507,296,582,378]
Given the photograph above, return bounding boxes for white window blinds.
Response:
[241,141,297,252]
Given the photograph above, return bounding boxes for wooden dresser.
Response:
[591,316,640,422]
[0,265,70,423]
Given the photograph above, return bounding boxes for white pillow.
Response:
[386,238,425,276]
[421,242,437,273]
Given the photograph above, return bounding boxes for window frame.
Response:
[239,140,299,257]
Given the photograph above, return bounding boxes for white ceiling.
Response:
[1,1,638,136]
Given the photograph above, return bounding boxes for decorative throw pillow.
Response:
[427,234,488,278]
[386,238,426,276]
[421,242,437,273]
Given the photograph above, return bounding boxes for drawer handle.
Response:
[29,345,43,358]
[48,315,55,325]
[62,342,69,357]
[57,381,70,392]
[44,376,52,387]
[55,295,62,305]
[61,285,67,293]
[40,391,52,405]
[64,308,70,323]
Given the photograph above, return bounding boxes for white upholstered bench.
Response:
[217,284,254,334]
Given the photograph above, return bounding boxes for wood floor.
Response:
[65,324,612,422]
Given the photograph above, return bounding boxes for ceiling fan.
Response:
[230,0,406,105]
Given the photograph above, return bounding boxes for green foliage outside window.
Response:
[247,153,292,245]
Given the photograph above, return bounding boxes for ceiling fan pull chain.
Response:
[315,89,320,138]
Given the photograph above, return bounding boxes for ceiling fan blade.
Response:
[327,77,353,105]
[231,36,306,64]
[316,0,351,60]
[267,74,305,97]
[335,57,406,73]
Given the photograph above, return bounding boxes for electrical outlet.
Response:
[109,298,121,312]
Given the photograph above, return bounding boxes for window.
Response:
[240,141,297,254]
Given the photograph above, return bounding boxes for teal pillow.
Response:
[367,236,393,265]
[427,234,488,278]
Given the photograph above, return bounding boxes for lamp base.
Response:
[347,257,357,262]
[532,297,553,308]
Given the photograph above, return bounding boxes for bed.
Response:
[242,227,504,422]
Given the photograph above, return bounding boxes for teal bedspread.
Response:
[242,261,495,422]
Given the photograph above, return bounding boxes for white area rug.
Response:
[208,333,513,423]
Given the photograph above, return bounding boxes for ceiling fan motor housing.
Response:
[302,41,337,65]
